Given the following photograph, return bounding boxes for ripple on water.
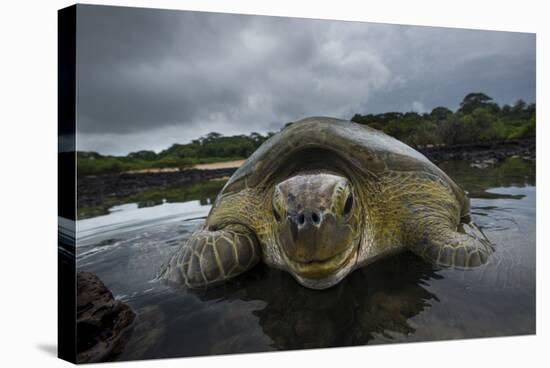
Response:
[76,158,536,359]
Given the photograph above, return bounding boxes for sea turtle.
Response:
[159,117,493,290]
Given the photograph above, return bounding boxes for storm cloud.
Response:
[75,5,535,155]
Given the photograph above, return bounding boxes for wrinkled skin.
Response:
[159,117,493,289]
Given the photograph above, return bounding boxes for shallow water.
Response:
[76,157,536,360]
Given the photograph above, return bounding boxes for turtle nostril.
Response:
[311,211,320,224]
[298,213,305,225]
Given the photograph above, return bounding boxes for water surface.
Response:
[76,157,536,360]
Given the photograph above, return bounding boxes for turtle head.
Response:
[272,173,361,289]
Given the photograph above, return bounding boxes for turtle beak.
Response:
[282,209,352,265]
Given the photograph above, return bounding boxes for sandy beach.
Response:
[193,160,245,170]
[125,160,245,174]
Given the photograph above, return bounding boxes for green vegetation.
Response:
[352,93,535,147]
[77,131,274,177]
[77,93,535,177]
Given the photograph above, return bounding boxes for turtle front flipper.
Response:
[410,222,494,268]
[159,224,260,288]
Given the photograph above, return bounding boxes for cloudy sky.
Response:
[76,5,535,155]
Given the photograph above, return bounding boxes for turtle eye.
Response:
[343,192,353,216]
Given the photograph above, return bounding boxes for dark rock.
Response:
[419,138,535,165]
[77,167,237,210]
[77,271,135,363]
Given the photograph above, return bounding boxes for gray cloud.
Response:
[76,5,535,155]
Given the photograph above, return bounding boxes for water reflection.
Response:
[78,179,225,219]
[187,251,439,349]
[76,157,536,360]
[439,157,535,199]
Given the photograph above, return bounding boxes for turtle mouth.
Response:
[286,243,357,279]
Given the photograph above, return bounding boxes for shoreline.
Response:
[418,137,535,165]
[125,159,246,174]
[77,138,535,215]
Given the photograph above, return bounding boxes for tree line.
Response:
[77,131,275,176]
[351,92,535,147]
[77,92,535,177]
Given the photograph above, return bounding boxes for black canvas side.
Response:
[58,4,77,364]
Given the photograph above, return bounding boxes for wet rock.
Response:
[77,271,136,363]
[483,158,498,165]
[419,138,535,165]
[470,162,489,169]
[470,158,500,169]
[77,168,237,210]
